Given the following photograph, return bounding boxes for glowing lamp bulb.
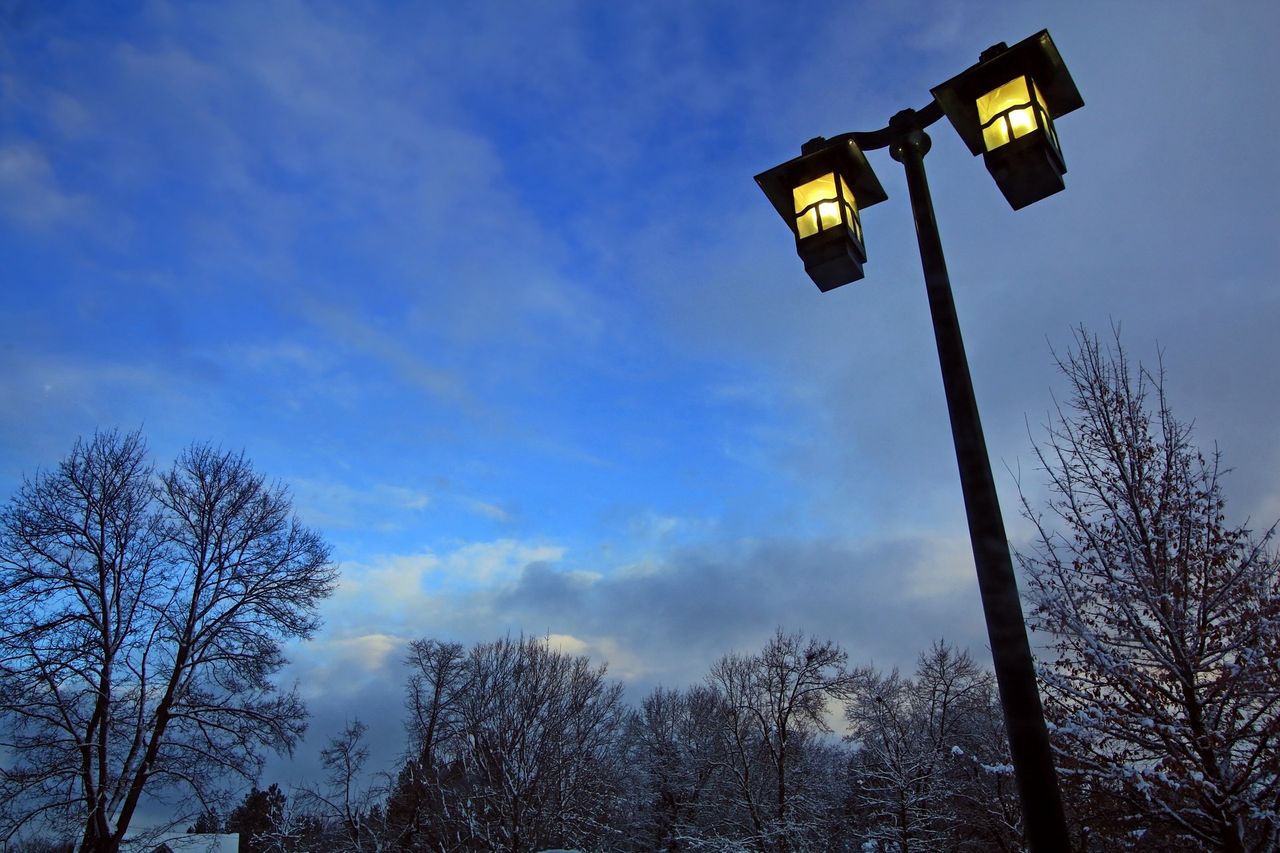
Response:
[792,173,861,242]
[976,76,1050,152]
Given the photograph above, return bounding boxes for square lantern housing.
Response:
[931,30,1083,210]
[755,137,887,291]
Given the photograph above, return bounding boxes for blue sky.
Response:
[3,0,1279,794]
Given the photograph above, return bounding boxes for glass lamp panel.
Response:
[836,175,861,243]
[1044,108,1062,157]
[838,175,859,223]
[977,76,1048,151]
[793,173,842,238]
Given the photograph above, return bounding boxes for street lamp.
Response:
[755,137,887,290]
[755,29,1082,853]
[932,31,1084,209]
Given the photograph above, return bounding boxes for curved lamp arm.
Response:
[800,100,945,155]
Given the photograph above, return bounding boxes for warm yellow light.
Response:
[977,77,1048,151]
[838,174,860,242]
[793,174,842,238]
[793,173,859,240]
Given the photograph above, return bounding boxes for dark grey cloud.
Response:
[263,531,995,792]
[495,534,991,694]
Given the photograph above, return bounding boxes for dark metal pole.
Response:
[888,111,1070,853]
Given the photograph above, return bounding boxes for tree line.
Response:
[3,329,1278,851]
[181,631,1017,853]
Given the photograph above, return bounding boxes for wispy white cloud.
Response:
[227,341,333,375]
[0,353,204,460]
[627,510,683,541]
[0,142,86,228]
[289,478,433,532]
[460,498,513,523]
[43,92,92,137]
[300,302,470,409]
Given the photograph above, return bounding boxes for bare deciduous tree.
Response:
[385,638,469,851]
[845,641,1012,852]
[1020,328,1280,851]
[397,635,626,853]
[0,431,336,853]
[621,685,727,850]
[296,720,388,852]
[705,628,859,853]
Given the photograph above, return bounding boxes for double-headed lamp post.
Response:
[756,31,1083,853]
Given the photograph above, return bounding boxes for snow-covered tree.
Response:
[397,635,627,852]
[386,638,468,851]
[226,784,288,853]
[620,685,726,850]
[1020,328,1280,851]
[704,629,859,853]
[845,641,1015,852]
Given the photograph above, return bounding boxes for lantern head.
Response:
[931,30,1083,210]
[755,137,887,291]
